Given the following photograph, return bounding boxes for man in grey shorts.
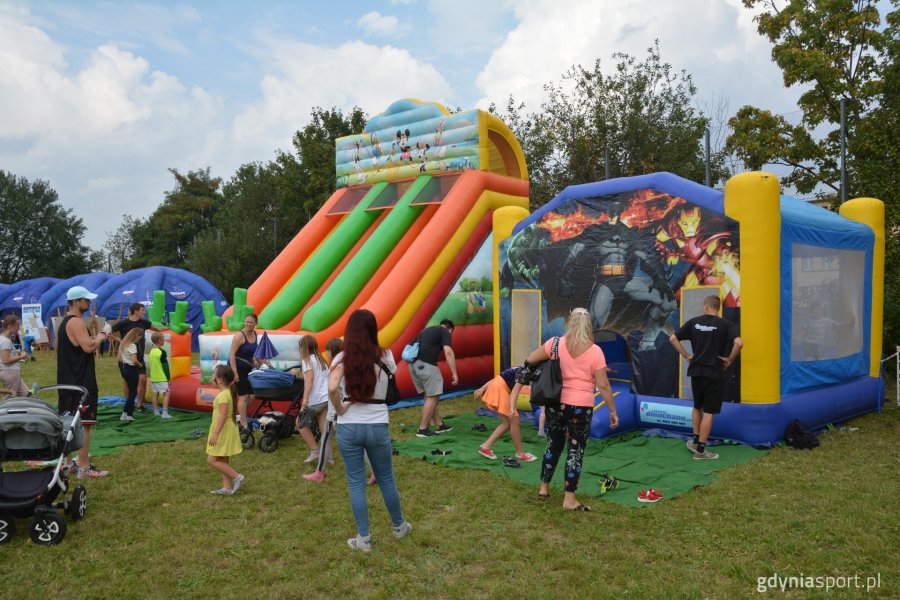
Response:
[409,319,458,437]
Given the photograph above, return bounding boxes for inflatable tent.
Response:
[93,267,227,350]
[0,277,61,318]
[38,272,114,325]
[499,171,884,445]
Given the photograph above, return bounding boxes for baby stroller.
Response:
[0,385,89,545]
[242,368,305,453]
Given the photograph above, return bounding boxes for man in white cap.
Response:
[57,285,111,478]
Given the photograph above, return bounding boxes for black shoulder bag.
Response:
[529,337,562,408]
[377,360,401,406]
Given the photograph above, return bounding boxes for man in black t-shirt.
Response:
[408,319,458,437]
[669,296,742,460]
[111,303,164,411]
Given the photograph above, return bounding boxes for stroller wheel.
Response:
[67,486,87,521]
[259,434,278,453]
[0,513,15,544]
[240,428,255,450]
[29,513,67,545]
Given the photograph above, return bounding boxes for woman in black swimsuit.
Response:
[228,313,258,429]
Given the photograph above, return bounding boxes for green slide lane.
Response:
[301,176,433,331]
[257,182,388,330]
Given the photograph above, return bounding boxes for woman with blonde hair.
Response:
[521,308,617,511]
[117,327,145,421]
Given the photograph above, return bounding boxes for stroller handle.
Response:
[35,385,90,406]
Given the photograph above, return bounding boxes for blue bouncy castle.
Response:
[498,172,884,445]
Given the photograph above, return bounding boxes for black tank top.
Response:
[56,315,98,395]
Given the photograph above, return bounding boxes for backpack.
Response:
[784,419,820,449]
[401,341,419,363]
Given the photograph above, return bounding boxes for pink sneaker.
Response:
[78,466,109,479]
[303,470,325,483]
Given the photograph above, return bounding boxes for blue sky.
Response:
[1,0,815,250]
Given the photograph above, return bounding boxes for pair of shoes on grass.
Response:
[211,474,244,495]
[687,439,719,460]
[479,447,537,462]
[347,521,413,552]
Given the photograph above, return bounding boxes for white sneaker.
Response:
[392,521,413,539]
[304,449,320,464]
[693,450,719,460]
[120,413,134,422]
[232,474,245,494]
[347,534,372,552]
[161,412,172,419]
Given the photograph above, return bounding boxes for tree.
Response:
[187,107,367,296]
[0,170,101,282]
[491,42,728,208]
[125,168,224,270]
[726,0,885,196]
[727,0,899,348]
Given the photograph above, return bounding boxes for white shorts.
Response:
[151,381,169,393]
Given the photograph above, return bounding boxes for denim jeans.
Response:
[119,363,141,416]
[336,422,404,537]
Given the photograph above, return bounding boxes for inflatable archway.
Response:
[498,171,884,445]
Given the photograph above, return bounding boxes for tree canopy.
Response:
[0,170,101,282]
[185,107,367,298]
[491,42,728,208]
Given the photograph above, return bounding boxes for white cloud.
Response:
[230,36,452,157]
[357,11,409,37]
[0,7,454,249]
[0,8,225,247]
[475,0,800,117]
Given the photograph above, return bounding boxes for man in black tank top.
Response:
[57,286,111,479]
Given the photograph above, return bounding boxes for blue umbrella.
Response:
[254,331,279,361]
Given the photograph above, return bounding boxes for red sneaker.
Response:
[637,489,664,503]
[478,447,497,460]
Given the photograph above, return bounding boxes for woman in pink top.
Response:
[521,308,617,511]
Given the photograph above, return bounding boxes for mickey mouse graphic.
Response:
[394,129,413,163]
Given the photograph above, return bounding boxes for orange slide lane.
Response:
[222,187,349,321]
[362,170,528,341]
[304,202,441,342]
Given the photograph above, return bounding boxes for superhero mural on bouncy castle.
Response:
[501,189,740,397]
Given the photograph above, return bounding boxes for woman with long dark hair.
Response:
[328,310,412,552]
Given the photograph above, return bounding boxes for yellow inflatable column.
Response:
[840,198,885,377]
[493,207,530,375]
[724,172,781,404]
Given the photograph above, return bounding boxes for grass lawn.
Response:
[1,351,897,599]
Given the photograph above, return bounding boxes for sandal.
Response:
[566,504,591,511]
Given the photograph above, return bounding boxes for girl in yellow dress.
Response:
[206,364,244,495]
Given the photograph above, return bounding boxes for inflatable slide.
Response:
[173,99,530,410]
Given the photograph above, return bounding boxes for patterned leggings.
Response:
[540,404,593,492]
